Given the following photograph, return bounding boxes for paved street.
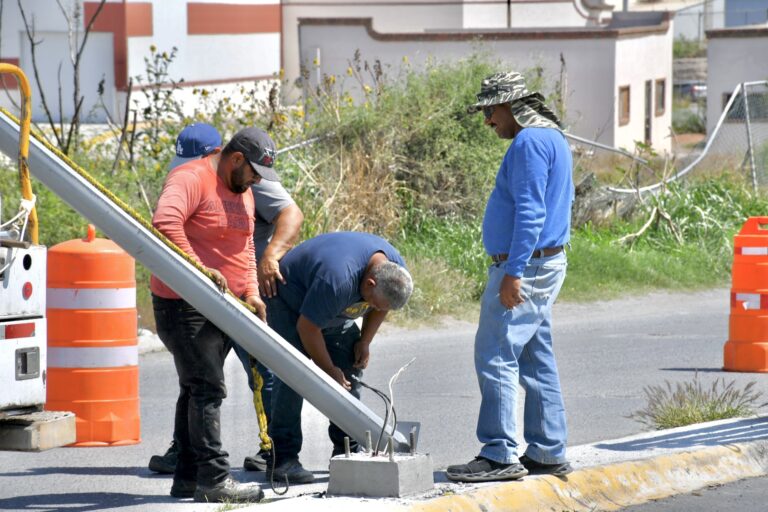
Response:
[2,287,768,511]
[625,475,768,511]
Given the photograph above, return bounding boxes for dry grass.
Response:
[292,140,401,238]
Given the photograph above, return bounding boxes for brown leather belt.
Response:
[491,246,563,263]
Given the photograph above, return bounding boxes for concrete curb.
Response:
[406,441,768,512]
[251,416,768,511]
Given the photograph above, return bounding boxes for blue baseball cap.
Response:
[168,123,222,171]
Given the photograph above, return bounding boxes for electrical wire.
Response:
[387,358,415,440]
[351,375,393,456]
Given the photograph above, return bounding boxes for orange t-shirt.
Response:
[150,156,258,299]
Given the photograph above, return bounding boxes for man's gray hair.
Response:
[371,261,413,310]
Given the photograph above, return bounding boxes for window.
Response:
[619,86,630,126]
[655,79,666,116]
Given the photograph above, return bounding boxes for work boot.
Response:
[446,456,527,482]
[519,454,573,476]
[266,458,315,484]
[169,479,195,498]
[148,440,178,474]
[193,476,264,503]
[243,449,268,472]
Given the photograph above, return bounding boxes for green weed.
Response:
[673,36,707,59]
[630,374,765,430]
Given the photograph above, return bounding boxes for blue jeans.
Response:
[266,295,362,463]
[475,252,568,465]
[231,342,274,423]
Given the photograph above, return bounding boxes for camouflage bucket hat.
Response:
[468,71,563,131]
[467,72,532,113]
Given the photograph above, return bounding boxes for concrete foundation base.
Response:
[328,452,434,498]
[0,411,76,451]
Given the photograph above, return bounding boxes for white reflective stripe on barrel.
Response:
[48,346,138,368]
[736,293,761,310]
[47,288,136,309]
[742,247,768,255]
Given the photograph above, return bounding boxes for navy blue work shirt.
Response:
[276,232,406,328]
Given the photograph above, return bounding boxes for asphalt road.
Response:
[2,287,768,511]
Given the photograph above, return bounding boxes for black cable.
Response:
[268,444,289,495]
[351,375,397,456]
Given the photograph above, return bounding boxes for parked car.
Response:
[675,81,707,101]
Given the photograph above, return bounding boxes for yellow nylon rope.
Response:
[0,104,273,447]
[252,364,272,451]
[0,64,38,244]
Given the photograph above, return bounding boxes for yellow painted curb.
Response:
[406,441,768,512]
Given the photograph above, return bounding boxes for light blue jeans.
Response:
[475,251,568,464]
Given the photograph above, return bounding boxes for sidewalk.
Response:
[247,415,768,511]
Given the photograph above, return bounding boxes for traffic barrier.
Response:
[45,224,140,446]
[724,217,768,372]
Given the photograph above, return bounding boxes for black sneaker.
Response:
[266,459,315,484]
[148,441,178,474]
[193,476,264,503]
[446,456,528,482]
[243,449,268,472]
[169,479,195,498]
[519,454,573,476]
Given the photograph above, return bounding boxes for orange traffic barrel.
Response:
[724,216,768,372]
[45,225,140,446]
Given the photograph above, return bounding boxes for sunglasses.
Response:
[483,105,497,120]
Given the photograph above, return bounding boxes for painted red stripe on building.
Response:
[84,2,153,90]
[187,3,281,35]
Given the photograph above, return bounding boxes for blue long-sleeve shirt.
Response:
[482,127,574,278]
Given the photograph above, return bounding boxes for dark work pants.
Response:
[266,295,362,463]
[153,295,231,486]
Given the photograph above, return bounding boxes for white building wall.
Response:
[614,31,673,152]
[706,31,768,134]
[283,1,464,91]
[461,1,588,29]
[1,0,281,123]
[298,21,621,147]
[0,0,123,123]
[129,0,280,84]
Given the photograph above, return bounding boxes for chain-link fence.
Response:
[706,81,768,189]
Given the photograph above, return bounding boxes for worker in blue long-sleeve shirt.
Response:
[447,71,575,483]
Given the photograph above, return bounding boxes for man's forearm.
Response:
[297,314,334,371]
[261,204,303,262]
[360,309,388,345]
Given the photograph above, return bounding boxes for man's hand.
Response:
[326,365,352,390]
[246,295,267,322]
[353,340,371,369]
[499,274,524,309]
[208,268,228,292]
[258,256,285,298]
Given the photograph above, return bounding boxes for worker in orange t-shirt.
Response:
[150,127,276,504]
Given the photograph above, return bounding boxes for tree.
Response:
[17,0,107,155]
